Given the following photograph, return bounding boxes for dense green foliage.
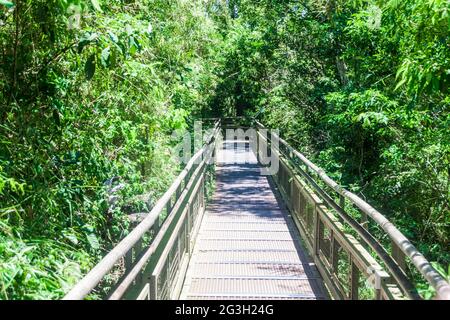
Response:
[0,0,448,299]
[0,0,228,299]
[212,0,449,295]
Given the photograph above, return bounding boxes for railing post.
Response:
[255,127,259,157]
[201,176,205,210]
[360,212,370,250]
[391,241,407,271]
[313,208,320,256]
[361,212,369,230]
[256,128,260,163]
[149,274,157,300]
[331,235,339,274]
[125,249,133,272]
[166,199,172,217]
[290,175,295,212]
[135,239,143,284]
[339,194,345,209]
[187,201,193,254]
[350,259,359,300]
[186,204,191,255]
[176,184,181,199]
[338,195,345,224]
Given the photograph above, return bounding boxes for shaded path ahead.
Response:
[180,140,328,300]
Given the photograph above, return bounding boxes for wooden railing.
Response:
[254,121,450,300]
[63,121,221,300]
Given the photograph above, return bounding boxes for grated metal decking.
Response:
[180,140,328,300]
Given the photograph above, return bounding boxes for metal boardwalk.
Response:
[180,141,328,300]
[64,120,450,301]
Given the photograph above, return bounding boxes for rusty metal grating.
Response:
[180,140,327,300]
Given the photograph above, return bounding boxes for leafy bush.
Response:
[0,0,228,299]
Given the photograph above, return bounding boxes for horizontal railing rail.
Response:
[63,121,221,300]
[254,120,450,300]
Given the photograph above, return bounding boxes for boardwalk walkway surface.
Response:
[180,140,328,300]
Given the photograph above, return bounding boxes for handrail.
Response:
[63,120,220,300]
[108,141,211,300]
[255,120,450,300]
[256,128,416,298]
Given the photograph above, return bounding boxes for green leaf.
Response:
[394,77,407,91]
[78,33,98,53]
[85,54,96,80]
[100,47,110,67]
[109,49,117,68]
[90,0,102,12]
[0,0,14,8]
[62,230,79,245]
[108,31,119,43]
[129,36,138,55]
[86,233,100,250]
